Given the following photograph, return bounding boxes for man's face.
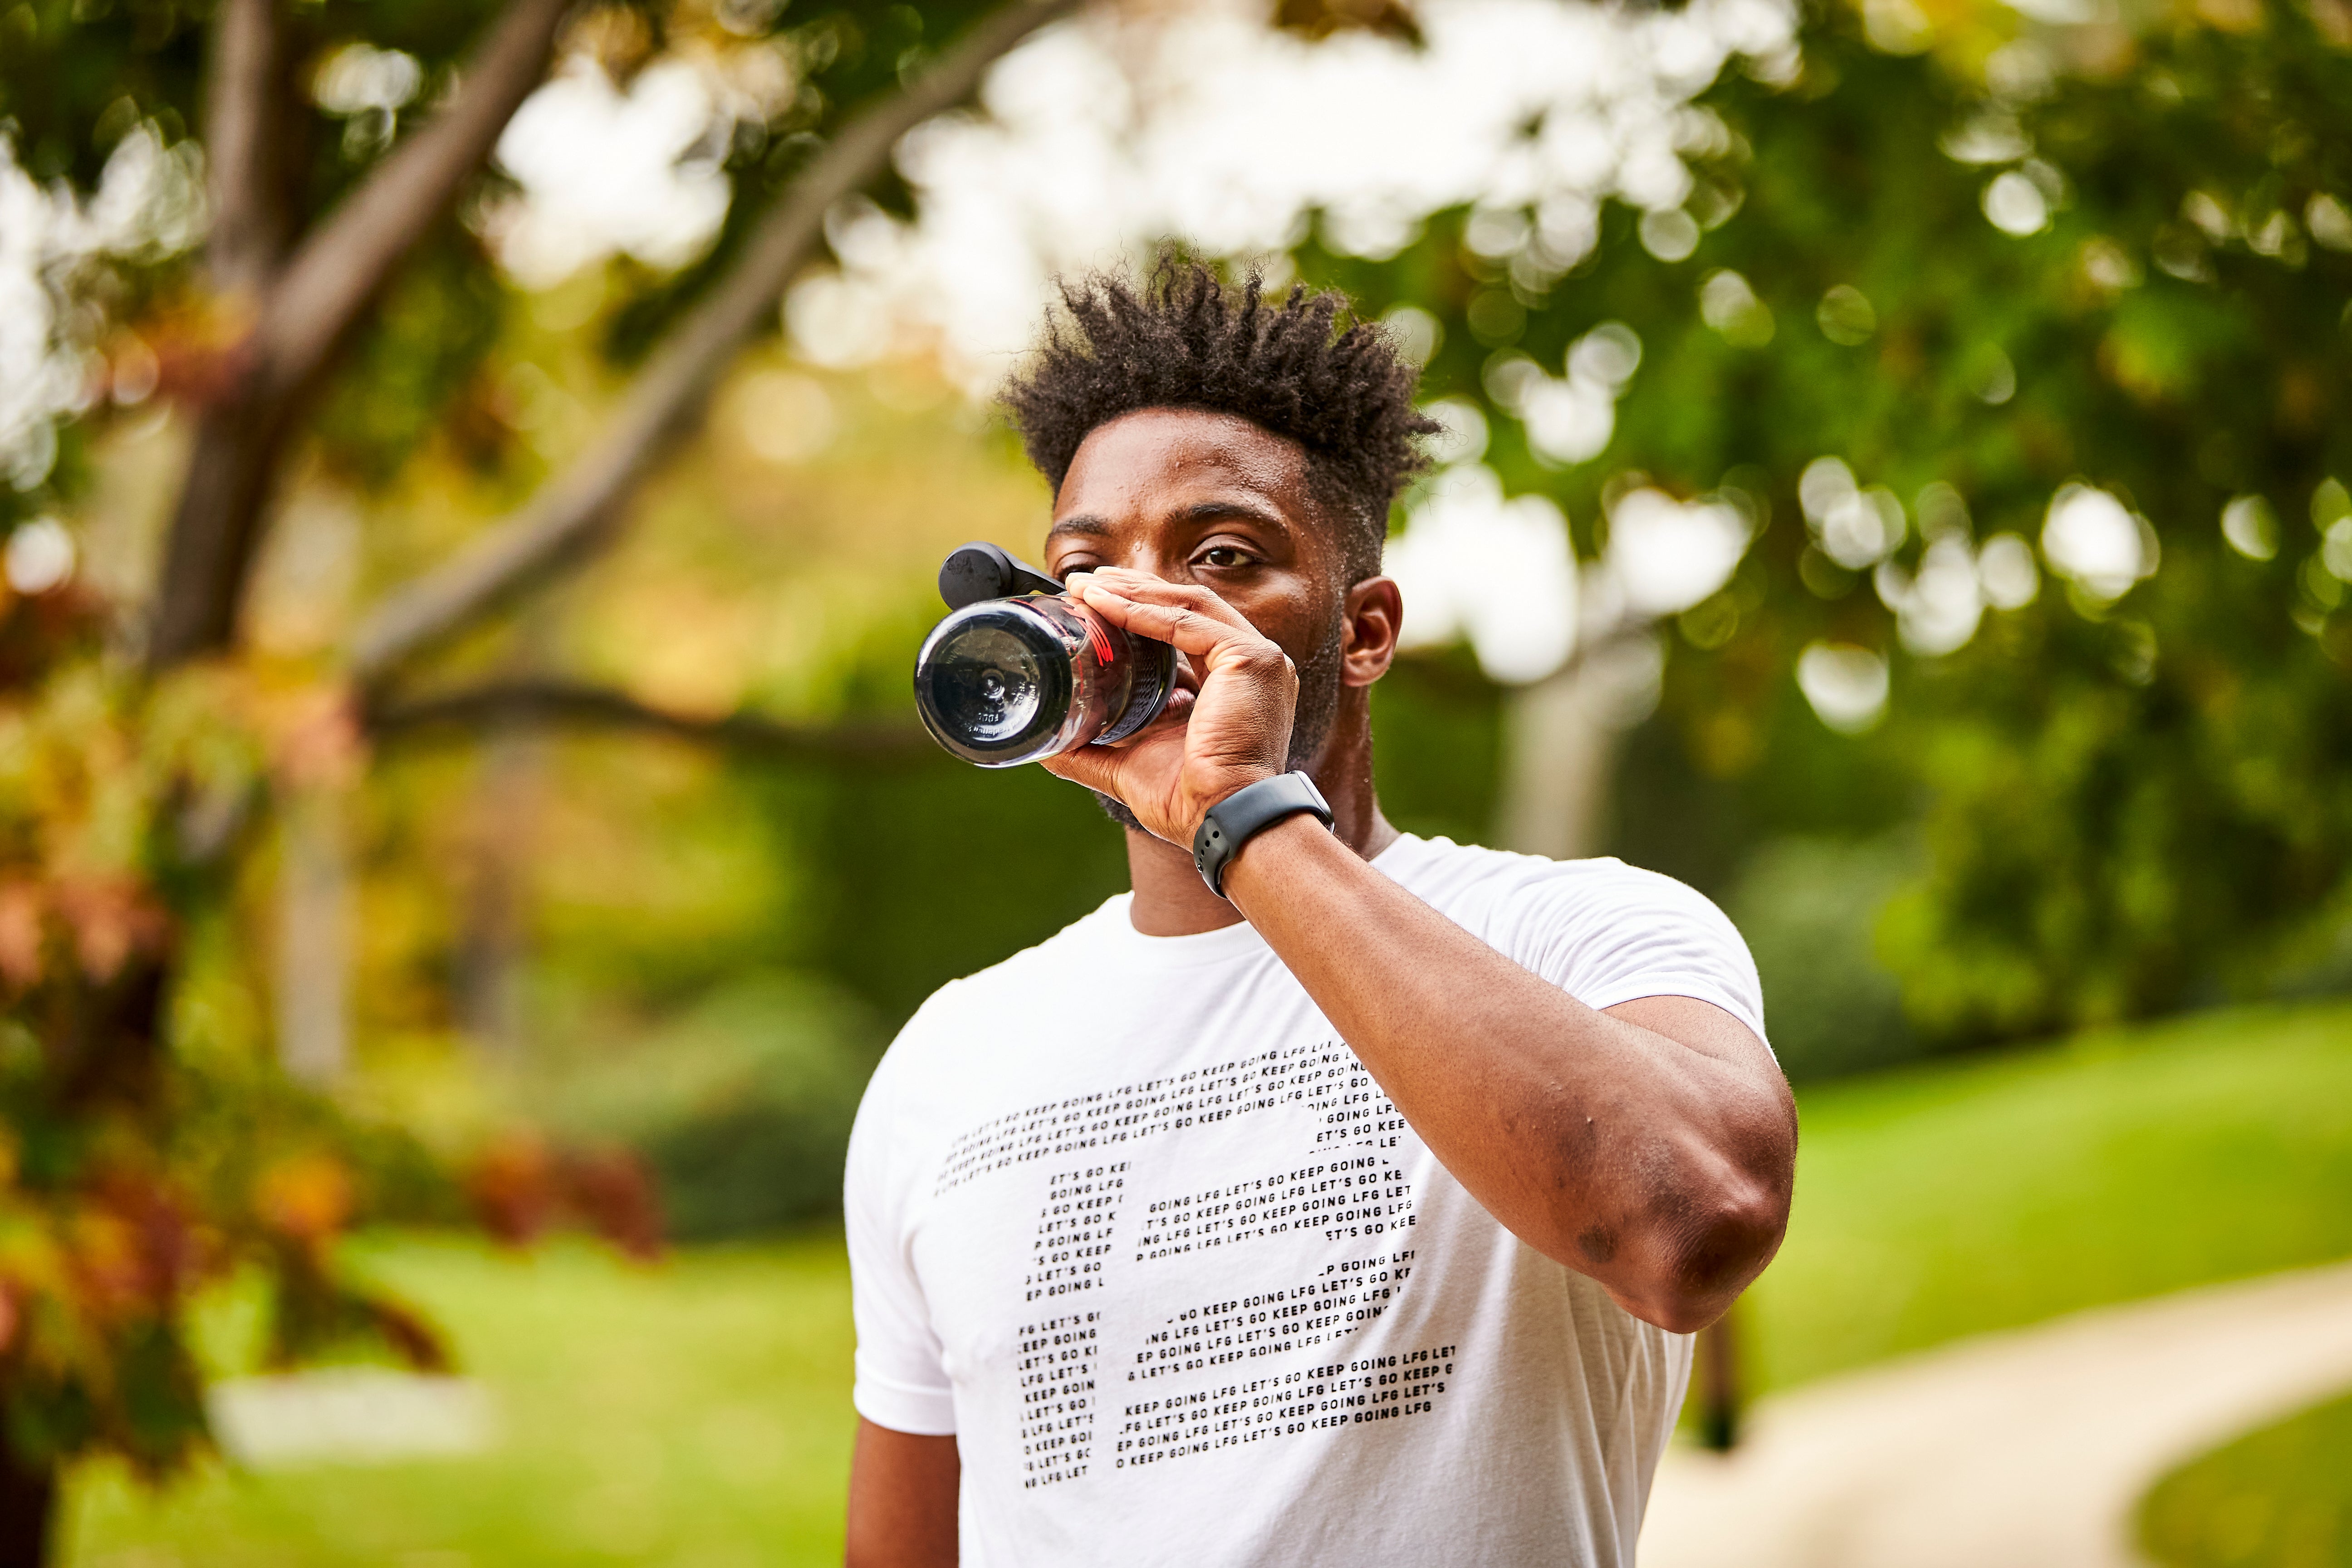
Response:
[1043,409,1353,825]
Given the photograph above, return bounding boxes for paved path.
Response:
[208,1369,497,1467]
[1639,1260,2352,1568]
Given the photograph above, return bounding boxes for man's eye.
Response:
[1199,547,1253,568]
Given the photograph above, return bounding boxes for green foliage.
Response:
[601,0,1004,360]
[0,0,1037,505]
[1749,997,2352,1392]
[2140,1388,2352,1568]
[785,750,1134,1027]
[1607,650,1920,897]
[1,0,515,219]
[1725,833,1924,1080]
[737,596,1135,1026]
[1881,608,2352,1034]
[525,972,877,1239]
[1299,0,2352,1043]
[1367,649,1508,848]
[311,225,514,486]
[0,0,1094,1509]
[0,638,460,1480]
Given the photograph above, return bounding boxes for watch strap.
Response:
[1192,772,1334,899]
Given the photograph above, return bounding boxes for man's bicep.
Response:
[1603,993,1779,1078]
[847,1418,959,1568]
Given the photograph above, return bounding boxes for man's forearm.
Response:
[1220,814,1793,1331]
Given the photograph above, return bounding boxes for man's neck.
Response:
[1123,759,1397,937]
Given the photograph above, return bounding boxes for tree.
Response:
[1308,0,2352,1042]
[0,0,1080,1553]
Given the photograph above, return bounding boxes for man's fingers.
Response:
[1068,572,1256,633]
[1040,743,1121,795]
[1072,569,1245,620]
[1068,582,1266,666]
[1079,594,1229,659]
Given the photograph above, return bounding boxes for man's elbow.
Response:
[1620,1175,1789,1335]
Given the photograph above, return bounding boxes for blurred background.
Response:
[0,0,2347,1561]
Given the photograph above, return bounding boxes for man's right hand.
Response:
[1042,568,1298,848]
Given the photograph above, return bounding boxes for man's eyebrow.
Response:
[1046,498,1291,541]
[1179,498,1290,531]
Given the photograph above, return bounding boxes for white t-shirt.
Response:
[846,833,1766,1568]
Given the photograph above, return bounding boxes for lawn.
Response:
[2140,1390,2352,1568]
[62,1234,861,1568]
[1744,997,2352,1392]
[59,997,2352,1565]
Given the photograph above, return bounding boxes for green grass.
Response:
[59,997,2352,1564]
[63,1232,859,1568]
[2139,1391,2352,1568]
[1744,998,2352,1392]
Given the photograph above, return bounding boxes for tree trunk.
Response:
[149,0,578,672]
[1493,635,1662,860]
[204,0,295,301]
[456,719,541,1055]
[0,1446,55,1568]
[145,395,296,667]
[274,778,351,1084]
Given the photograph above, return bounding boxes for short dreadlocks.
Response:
[1000,257,1439,584]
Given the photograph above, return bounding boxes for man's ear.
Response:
[1340,576,1403,688]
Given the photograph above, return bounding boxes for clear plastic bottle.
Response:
[913,595,1176,767]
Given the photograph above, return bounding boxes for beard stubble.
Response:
[1092,614,1347,835]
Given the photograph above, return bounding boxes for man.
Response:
[844,260,1795,1567]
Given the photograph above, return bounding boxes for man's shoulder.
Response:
[857,897,1129,1152]
[1400,834,1751,972]
[1390,834,1711,921]
[1400,835,1762,1036]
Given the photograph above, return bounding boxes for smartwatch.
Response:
[1192,772,1335,899]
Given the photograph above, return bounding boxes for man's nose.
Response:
[1107,539,1186,582]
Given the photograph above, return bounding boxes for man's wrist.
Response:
[1186,770,1282,842]
[1216,809,1336,908]
[1191,771,1333,899]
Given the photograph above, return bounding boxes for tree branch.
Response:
[205,0,289,299]
[346,0,1087,686]
[253,0,577,403]
[366,680,934,764]
[147,0,577,672]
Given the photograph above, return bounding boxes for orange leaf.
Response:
[253,1153,355,1247]
[465,1132,559,1248]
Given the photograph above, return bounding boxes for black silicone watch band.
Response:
[1192,772,1334,899]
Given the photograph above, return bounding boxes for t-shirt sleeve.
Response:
[1503,861,1769,1048]
[845,1041,959,1436]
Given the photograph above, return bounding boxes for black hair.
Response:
[1000,256,1439,583]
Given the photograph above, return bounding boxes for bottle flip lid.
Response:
[938,542,1062,610]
